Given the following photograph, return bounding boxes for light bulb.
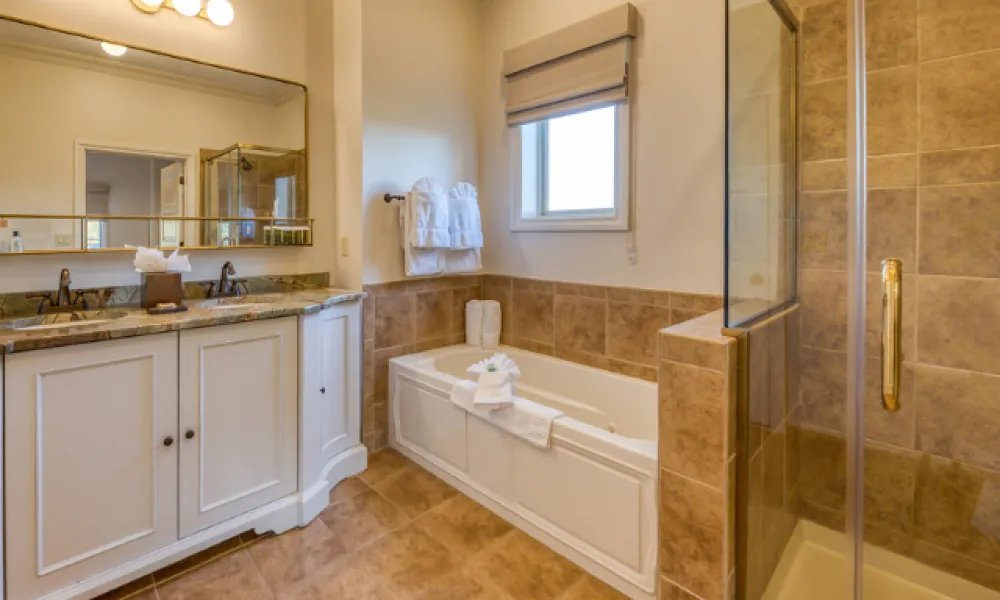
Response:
[139,0,164,7]
[172,0,202,17]
[206,0,234,26]
[101,42,128,57]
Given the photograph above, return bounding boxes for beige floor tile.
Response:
[359,522,461,598]
[472,530,584,600]
[359,449,414,487]
[328,476,370,505]
[275,552,395,600]
[319,488,410,551]
[153,536,243,583]
[93,575,156,600]
[245,519,349,594]
[559,575,629,599]
[156,550,272,600]
[374,466,458,518]
[409,566,515,600]
[413,494,513,556]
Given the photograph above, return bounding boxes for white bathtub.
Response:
[389,345,658,599]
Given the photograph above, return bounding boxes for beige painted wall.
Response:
[359,0,482,284]
[0,0,339,293]
[478,0,726,295]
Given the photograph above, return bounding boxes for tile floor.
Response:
[99,449,627,600]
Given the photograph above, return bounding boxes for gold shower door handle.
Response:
[881,258,903,412]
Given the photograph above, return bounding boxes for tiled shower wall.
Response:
[792,0,1000,590]
[362,274,722,452]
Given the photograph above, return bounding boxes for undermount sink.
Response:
[196,295,283,311]
[1,310,130,332]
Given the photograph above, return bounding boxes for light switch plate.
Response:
[340,236,350,257]
[54,233,72,247]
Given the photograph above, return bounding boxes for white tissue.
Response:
[467,353,521,378]
[134,247,192,273]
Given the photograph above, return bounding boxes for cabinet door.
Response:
[179,317,298,537]
[5,334,179,600]
[313,304,361,462]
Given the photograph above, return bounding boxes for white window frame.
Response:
[510,104,631,232]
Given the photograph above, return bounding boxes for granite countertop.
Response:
[0,288,365,354]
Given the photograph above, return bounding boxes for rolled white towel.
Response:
[465,300,483,347]
[481,300,502,350]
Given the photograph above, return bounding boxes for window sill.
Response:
[511,214,629,232]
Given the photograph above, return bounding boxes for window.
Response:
[86,220,106,249]
[512,104,630,231]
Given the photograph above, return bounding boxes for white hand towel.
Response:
[447,182,483,249]
[408,178,450,248]
[400,202,445,277]
[465,300,483,347]
[481,300,502,350]
[450,380,563,449]
[445,248,482,274]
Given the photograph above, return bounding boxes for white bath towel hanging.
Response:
[445,182,482,273]
[400,199,445,278]
[408,177,450,249]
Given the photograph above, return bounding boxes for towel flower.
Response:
[467,353,521,378]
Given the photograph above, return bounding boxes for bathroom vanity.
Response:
[0,289,365,600]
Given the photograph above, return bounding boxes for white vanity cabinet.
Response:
[178,317,299,537]
[4,334,180,600]
[1,300,365,600]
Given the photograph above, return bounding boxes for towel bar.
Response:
[384,194,406,203]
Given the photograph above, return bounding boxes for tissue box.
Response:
[141,272,182,309]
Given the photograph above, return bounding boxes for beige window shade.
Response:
[503,3,636,126]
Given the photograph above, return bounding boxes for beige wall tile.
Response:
[921,51,1000,151]
[414,291,451,342]
[864,442,918,534]
[803,160,847,191]
[802,79,848,161]
[554,295,607,355]
[864,359,916,448]
[375,294,414,350]
[802,0,847,83]
[799,347,846,432]
[660,361,727,488]
[921,148,1000,186]
[869,154,918,188]
[914,456,1000,566]
[915,364,1000,471]
[868,66,918,156]
[512,289,554,343]
[671,308,711,326]
[608,287,671,306]
[767,317,789,429]
[363,340,375,397]
[919,0,1000,61]
[660,331,730,372]
[374,344,415,404]
[920,183,1000,278]
[865,272,915,362]
[508,337,555,356]
[670,293,724,313]
[799,191,847,270]
[659,469,726,600]
[553,282,607,299]
[918,275,1000,375]
[798,427,847,512]
[912,542,1000,592]
[608,303,672,366]
[867,187,917,272]
[363,295,375,342]
[658,577,700,600]
[867,0,918,71]
[799,269,848,352]
[512,277,555,294]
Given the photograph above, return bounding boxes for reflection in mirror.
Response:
[0,16,307,254]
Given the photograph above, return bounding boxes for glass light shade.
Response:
[206,0,234,26]
[100,42,128,57]
[139,0,165,7]
[172,0,202,17]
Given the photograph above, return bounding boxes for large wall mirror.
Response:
[0,16,309,255]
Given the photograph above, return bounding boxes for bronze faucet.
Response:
[27,268,92,314]
[205,261,247,298]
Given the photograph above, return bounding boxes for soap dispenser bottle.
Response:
[10,230,23,253]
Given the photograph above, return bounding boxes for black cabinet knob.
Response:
[185,430,196,440]
[320,387,327,394]
[163,436,174,447]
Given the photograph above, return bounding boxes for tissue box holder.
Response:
[141,272,182,309]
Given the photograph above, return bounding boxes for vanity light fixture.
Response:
[100,42,129,57]
[130,0,234,27]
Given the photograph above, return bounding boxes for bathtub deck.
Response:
[96,449,628,600]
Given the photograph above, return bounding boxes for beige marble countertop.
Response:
[0,288,364,354]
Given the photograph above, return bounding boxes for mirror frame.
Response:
[0,13,310,256]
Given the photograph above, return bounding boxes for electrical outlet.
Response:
[54,233,72,247]
[340,236,350,257]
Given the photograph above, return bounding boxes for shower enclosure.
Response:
[727,0,1000,598]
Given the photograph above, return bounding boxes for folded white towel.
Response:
[445,248,482,274]
[465,300,483,347]
[400,204,445,277]
[408,178,450,249]
[473,371,515,408]
[448,182,483,250]
[481,300,502,350]
[450,380,563,449]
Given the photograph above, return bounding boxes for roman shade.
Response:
[503,4,637,127]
